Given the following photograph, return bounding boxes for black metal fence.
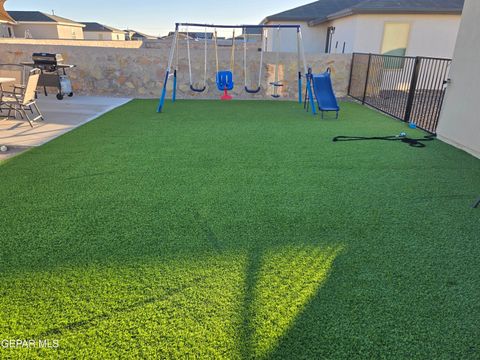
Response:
[348,53,452,134]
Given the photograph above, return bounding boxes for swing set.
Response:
[157,22,339,118]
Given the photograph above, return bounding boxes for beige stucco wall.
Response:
[12,23,84,40]
[331,13,461,58]
[13,23,58,39]
[437,0,480,158]
[113,32,125,41]
[0,22,14,38]
[57,24,84,40]
[264,21,327,54]
[327,16,357,54]
[84,31,126,41]
[269,13,461,58]
[0,42,351,99]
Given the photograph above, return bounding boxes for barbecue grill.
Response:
[22,53,76,100]
[32,53,65,72]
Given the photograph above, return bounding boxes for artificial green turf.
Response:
[0,100,479,359]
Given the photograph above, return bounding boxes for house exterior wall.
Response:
[330,14,460,58]
[13,23,59,39]
[57,24,84,40]
[84,31,104,40]
[327,16,357,54]
[84,31,125,41]
[437,0,480,158]
[266,13,461,58]
[264,21,327,54]
[0,22,14,38]
[112,32,125,41]
[12,23,83,39]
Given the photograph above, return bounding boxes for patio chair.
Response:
[0,68,44,127]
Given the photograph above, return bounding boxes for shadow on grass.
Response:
[240,245,343,359]
[0,236,344,358]
[239,245,263,359]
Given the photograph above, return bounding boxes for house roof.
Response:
[125,29,157,39]
[262,0,464,25]
[262,0,363,23]
[162,33,195,41]
[81,22,125,33]
[8,11,83,26]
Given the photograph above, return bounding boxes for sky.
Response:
[5,0,310,36]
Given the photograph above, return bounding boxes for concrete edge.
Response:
[34,98,133,147]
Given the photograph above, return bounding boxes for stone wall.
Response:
[0,41,352,99]
[0,38,143,48]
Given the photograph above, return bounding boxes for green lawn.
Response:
[0,100,479,359]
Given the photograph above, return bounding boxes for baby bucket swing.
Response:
[214,29,235,100]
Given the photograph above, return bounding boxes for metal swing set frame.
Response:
[157,22,313,113]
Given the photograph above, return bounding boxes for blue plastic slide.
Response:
[312,71,340,118]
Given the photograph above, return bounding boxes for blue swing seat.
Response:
[216,71,234,91]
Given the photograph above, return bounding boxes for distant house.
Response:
[7,11,85,39]
[162,32,194,41]
[0,0,15,38]
[243,27,263,36]
[82,22,126,41]
[261,0,464,58]
[125,29,157,41]
[168,31,214,41]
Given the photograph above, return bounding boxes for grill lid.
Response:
[32,53,64,64]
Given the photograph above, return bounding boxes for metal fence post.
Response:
[404,56,422,122]
[362,53,372,104]
[347,53,355,96]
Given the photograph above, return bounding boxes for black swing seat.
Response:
[190,85,206,93]
[269,82,284,87]
[245,86,261,94]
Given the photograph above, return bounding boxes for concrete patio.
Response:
[0,95,131,160]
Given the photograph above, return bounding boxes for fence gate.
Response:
[348,53,452,134]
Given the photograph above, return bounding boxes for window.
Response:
[71,29,76,39]
[98,33,104,40]
[116,34,119,40]
[381,23,410,69]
